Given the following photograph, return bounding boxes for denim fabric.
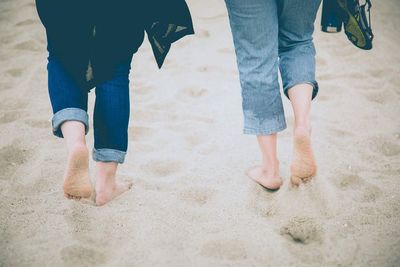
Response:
[225,0,321,135]
[92,148,126,164]
[52,108,89,137]
[47,55,132,164]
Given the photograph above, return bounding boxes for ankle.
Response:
[294,117,311,129]
[95,163,118,184]
[294,124,311,134]
[96,169,116,181]
[68,142,88,153]
[262,159,280,174]
[95,175,116,192]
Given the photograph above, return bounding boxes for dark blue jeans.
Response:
[47,55,132,164]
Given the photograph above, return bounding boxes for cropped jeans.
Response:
[225,0,321,135]
[47,55,132,164]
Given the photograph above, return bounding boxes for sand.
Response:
[0,0,399,266]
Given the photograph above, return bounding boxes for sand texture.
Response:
[0,0,399,266]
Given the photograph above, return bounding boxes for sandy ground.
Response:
[1,0,400,266]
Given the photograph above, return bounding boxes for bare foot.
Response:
[291,127,317,186]
[63,144,93,199]
[95,181,132,206]
[94,161,132,206]
[247,166,282,190]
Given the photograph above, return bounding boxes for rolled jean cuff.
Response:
[92,148,126,164]
[52,108,89,138]
[284,81,319,100]
[243,114,287,135]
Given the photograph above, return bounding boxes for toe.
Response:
[291,175,302,186]
[291,175,313,186]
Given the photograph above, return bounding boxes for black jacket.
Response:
[36,0,194,90]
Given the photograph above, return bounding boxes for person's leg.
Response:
[61,121,92,199]
[47,56,92,198]
[278,0,321,185]
[288,84,316,185]
[92,60,133,206]
[247,134,282,190]
[225,0,285,189]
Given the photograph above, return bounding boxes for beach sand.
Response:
[1,0,399,266]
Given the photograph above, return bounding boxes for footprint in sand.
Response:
[0,82,12,92]
[185,134,205,148]
[248,186,277,218]
[359,184,382,202]
[318,72,365,82]
[167,122,198,133]
[141,160,182,177]
[316,94,329,102]
[167,120,214,134]
[0,111,22,124]
[133,85,153,95]
[14,40,41,52]
[129,125,154,142]
[22,2,36,8]
[200,239,247,260]
[183,87,208,99]
[0,7,12,15]
[197,144,219,155]
[0,99,28,110]
[6,68,24,78]
[187,116,215,124]
[217,47,235,55]
[0,144,30,180]
[364,90,394,104]
[334,174,363,189]
[0,33,18,46]
[32,176,52,193]
[178,187,214,206]
[133,109,178,123]
[317,73,336,81]
[24,119,50,129]
[173,37,192,49]
[132,143,158,153]
[329,127,354,138]
[146,102,175,112]
[366,68,384,77]
[334,173,383,202]
[134,179,165,192]
[197,65,237,75]
[375,140,400,157]
[16,209,35,216]
[15,19,38,27]
[198,66,210,73]
[316,56,328,66]
[167,117,215,133]
[60,245,107,266]
[196,29,210,38]
[280,216,323,244]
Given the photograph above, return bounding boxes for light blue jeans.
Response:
[225,0,321,135]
